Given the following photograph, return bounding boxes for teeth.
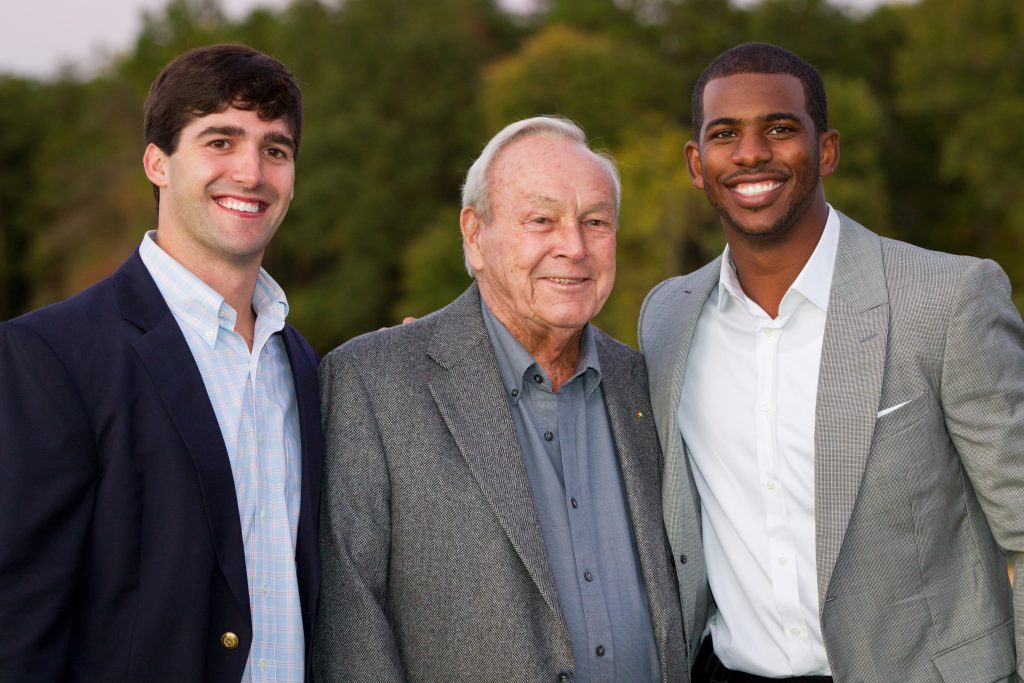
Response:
[734,181,782,196]
[549,278,584,285]
[217,197,261,213]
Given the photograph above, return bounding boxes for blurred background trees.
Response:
[1,0,1021,351]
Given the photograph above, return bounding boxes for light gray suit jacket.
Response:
[639,212,1024,682]
[314,283,687,683]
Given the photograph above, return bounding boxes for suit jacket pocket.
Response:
[932,617,1015,683]
[872,391,931,442]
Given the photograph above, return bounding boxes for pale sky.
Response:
[3,0,895,80]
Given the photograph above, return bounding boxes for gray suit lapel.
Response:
[645,260,719,650]
[598,334,684,678]
[815,213,890,607]
[426,285,567,631]
[646,259,721,456]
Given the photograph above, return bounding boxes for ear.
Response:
[143,143,170,188]
[684,140,705,190]
[459,206,485,273]
[818,128,840,178]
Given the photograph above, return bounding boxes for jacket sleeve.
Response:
[311,348,406,683]
[0,321,97,682]
[939,258,1024,679]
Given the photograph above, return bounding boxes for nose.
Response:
[731,131,771,167]
[553,220,587,261]
[231,146,264,188]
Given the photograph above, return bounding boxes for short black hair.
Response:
[691,42,828,137]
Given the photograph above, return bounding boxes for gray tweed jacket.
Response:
[639,211,1024,681]
[313,283,687,683]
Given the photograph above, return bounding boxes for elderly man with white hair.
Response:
[312,116,688,683]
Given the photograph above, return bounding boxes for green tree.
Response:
[480,24,685,149]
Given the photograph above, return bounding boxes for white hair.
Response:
[460,115,621,276]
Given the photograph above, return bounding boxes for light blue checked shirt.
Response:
[140,232,304,682]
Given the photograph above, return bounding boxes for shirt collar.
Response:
[139,231,289,348]
[480,296,602,404]
[716,204,840,315]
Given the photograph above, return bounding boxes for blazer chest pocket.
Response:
[872,391,931,443]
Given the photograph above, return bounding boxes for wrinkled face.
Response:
[462,134,617,349]
[143,106,296,270]
[685,73,838,244]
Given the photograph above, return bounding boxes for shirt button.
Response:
[544,431,554,441]
[533,374,543,384]
[205,330,215,341]
[790,626,803,638]
[766,480,777,491]
[557,672,571,682]
[778,557,789,567]
[261,584,268,595]
[511,388,520,398]
[571,498,578,508]
[760,402,771,412]
[259,659,267,671]
[584,571,593,582]
[595,645,606,657]
[261,509,266,521]
[763,328,777,337]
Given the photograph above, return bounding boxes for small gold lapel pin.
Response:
[635,410,644,420]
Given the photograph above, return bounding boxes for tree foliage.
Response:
[3,0,1022,348]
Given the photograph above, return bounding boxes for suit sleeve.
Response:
[0,322,97,682]
[311,349,406,683]
[939,258,1024,677]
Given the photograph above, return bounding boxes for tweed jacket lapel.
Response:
[426,284,567,633]
[814,213,890,608]
[598,332,686,680]
[115,252,252,626]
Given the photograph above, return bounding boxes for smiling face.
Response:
[461,134,617,353]
[143,105,296,274]
[685,73,838,246]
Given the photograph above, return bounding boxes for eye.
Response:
[265,147,290,160]
[208,139,230,149]
[709,129,736,140]
[531,216,552,224]
[767,124,794,135]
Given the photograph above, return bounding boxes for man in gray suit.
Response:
[639,43,1024,681]
[314,116,687,683]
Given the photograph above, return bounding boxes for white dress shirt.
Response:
[678,208,840,676]
[140,232,304,682]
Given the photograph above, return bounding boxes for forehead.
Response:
[179,105,294,139]
[701,73,808,126]
[490,135,614,197]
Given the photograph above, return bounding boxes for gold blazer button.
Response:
[220,632,239,650]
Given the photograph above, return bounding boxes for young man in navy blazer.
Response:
[0,44,322,682]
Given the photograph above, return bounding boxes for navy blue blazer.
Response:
[0,251,322,682]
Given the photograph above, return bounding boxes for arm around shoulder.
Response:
[312,348,406,682]
[0,321,97,681]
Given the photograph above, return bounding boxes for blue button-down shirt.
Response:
[482,302,660,683]
[140,232,304,682]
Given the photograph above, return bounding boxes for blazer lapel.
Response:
[115,253,251,625]
[599,333,685,678]
[426,285,566,631]
[814,214,889,607]
[645,260,719,651]
[282,325,322,642]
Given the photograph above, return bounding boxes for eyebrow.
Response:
[195,125,296,152]
[705,112,801,129]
